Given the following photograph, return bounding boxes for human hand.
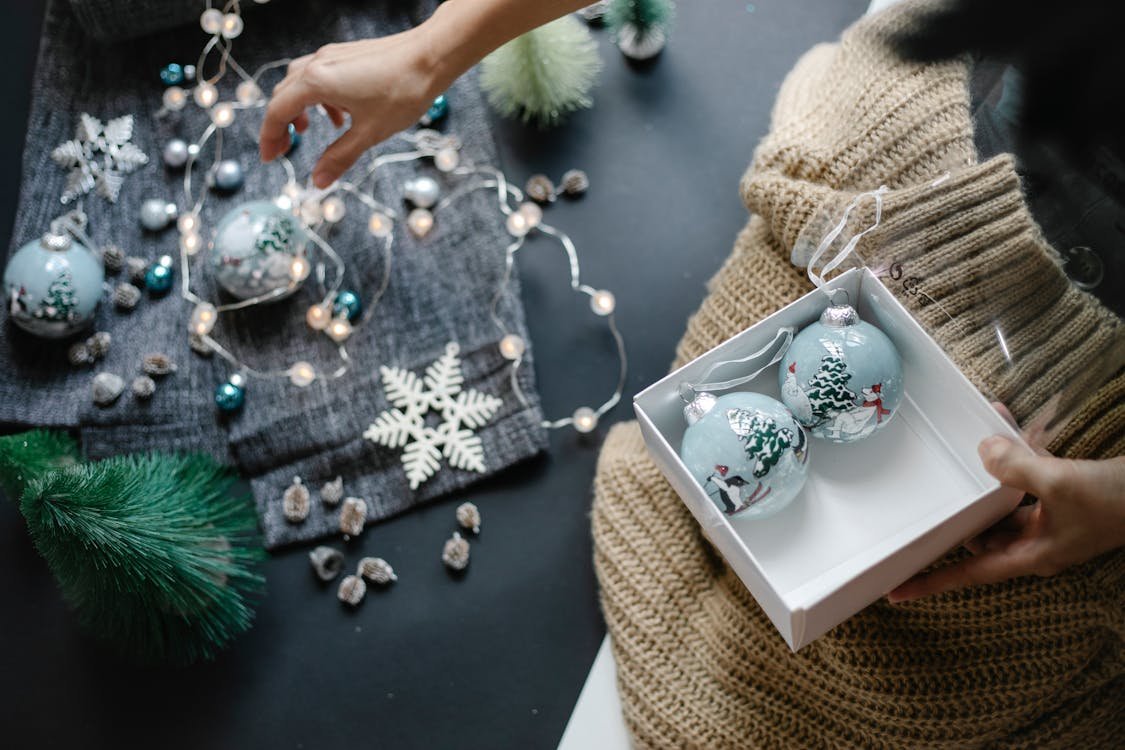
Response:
[259,29,441,188]
[888,431,1125,603]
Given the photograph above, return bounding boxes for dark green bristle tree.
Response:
[606,0,675,60]
[0,431,264,665]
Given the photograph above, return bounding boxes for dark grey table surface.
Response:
[0,2,866,748]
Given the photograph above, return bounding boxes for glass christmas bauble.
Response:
[779,301,903,443]
[3,232,103,338]
[680,391,809,520]
[210,200,307,301]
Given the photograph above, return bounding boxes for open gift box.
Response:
[634,268,1028,650]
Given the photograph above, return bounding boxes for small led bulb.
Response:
[189,302,218,336]
[200,8,223,34]
[517,201,543,230]
[590,289,616,316]
[573,407,598,434]
[211,102,235,128]
[289,256,311,282]
[367,211,392,238]
[221,12,244,39]
[288,361,316,387]
[274,195,293,211]
[407,208,434,238]
[326,317,353,343]
[434,147,460,173]
[177,212,199,234]
[194,82,218,108]
[235,80,262,106]
[321,196,346,224]
[498,334,525,361]
[505,210,529,237]
[162,86,187,111]
[300,198,323,225]
[306,303,332,331]
[180,230,202,256]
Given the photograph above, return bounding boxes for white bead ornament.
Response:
[306,303,331,330]
[210,102,235,128]
[590,289,615,316]
[193,82,218,108]
[189,303,217,336]
[220,13,244,39]
[573,407,598,433]
[498,334,525,360]
[200,8,223,34]
[288,361,316,387]
[367,211,392,237]
[407,208,434,238]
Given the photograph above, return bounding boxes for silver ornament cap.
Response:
[683,390,718,425]
[819,302,860,328]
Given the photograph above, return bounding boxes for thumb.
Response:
[978,435,1065,499]
[311,126,371,188]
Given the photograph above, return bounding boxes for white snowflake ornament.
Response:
[364,342,504,490]
[51,113,148,204]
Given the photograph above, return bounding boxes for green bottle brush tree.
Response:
[606,0,675,60]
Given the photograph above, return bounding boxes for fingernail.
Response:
[311,171,329,189]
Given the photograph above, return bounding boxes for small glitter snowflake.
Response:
[364,342,504,490]
[51,113,148,204]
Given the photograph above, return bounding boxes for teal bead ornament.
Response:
[287,123,301,154]
[680,391,809,520]
[159,63,185,86]
[4,230,104,338]
[779,299,903,443]
[211,200,308,301]
[144,255,174,295]
[215,374,246,412]
[333,290,362,322]
[420,94,449,126]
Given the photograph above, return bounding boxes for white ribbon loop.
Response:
[805,185,888,291]
[679,326,795,402]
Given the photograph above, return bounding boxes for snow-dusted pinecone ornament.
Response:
[358,557,397,585]
[85,331,111,360]
[282,476,311,522]
[309,546,344,582]
[680,391,809,521]
[113,282,142,310]
[101,244,125,274]
[337,574,366,606]
[456,502,481,534]
[339,497,367,537]
[68,342,92,366]
[125,256,148,285]
[320,476,344,506]
[91,372,125,407]
[132,375,156,400]
[524,174,556,204]
[142,352,177,377]
[442,531,470,571]
[560,169,589,196]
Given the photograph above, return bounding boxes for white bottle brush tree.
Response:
[481,15,603,127]
[607,0,674,60]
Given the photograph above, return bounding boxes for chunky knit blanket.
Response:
[592,4,1125,747]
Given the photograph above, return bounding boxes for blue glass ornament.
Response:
[144,256,174,295]
[215,380,245,412]
[211,200,307,300]
[287,123,301,153]
[420,94,449,126]
[333,290,362,322]
[779,300,903,443]
[3,231,103,338]
[680,391,809,520]
[159,63,185,86]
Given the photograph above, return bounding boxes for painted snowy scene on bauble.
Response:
[706,407,809,515]
[780,342,891,442]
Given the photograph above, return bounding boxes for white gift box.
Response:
[634,268,1027,650]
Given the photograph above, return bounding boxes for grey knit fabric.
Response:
[4,0,548,548]
[69,0,235,42]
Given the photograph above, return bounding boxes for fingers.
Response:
[312,126,371,188]
[322,104,347,128]
[978,435,1069,499]
[260,77,319,162]
[991,401,1019,431]
[887,543,1040,602]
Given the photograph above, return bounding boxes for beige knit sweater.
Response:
[592,5,1125,748]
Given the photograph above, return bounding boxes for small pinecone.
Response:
[358,557,397,585]
[309,546,344,582]
[101,244,125,274]
[339,497,367,537]
[113,282,142,311]
[85,331,111,360]
[320,476,344,506]
[456,502,481,534]
[560,169,589,197]
[68,342,92,366]
[337,574,367,606]
[126,256,149,285]
[283,477,311,523]
[91,372,125,407]
[442,532,470,571]
[524,174,556,204]
[142,352,177,377]
[132,375,156,400]
[188,333,214,357]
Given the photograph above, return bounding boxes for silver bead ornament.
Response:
[113,282,142,310]
[162,139,190,169]
[132,375,156,400]
[339,497,367,537]
[283,476,311,523]
[320,476,344,506]
[456,502,481,534]
[92,372,125,407]
[309,546,344,582]
[403,176,440,208]
[442,532,470,571]
[140,199,177,231]
[358,557,397,585]
[141,352,177,377]
[211,159,245,192]
[337,574,366,606]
